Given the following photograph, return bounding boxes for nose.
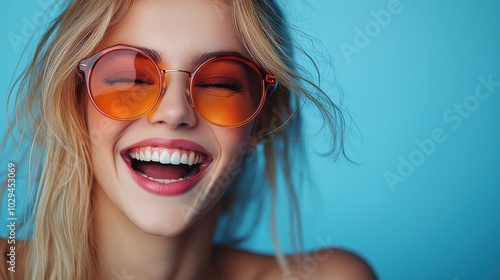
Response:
[146,71,197,129]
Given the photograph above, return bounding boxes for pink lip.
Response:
[121,138,212,196]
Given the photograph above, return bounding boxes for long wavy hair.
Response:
[1,0,345,279]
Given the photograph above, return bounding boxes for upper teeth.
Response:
[129,147,204,166]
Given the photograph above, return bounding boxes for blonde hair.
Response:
[222,0,345,270]
[1,0,345,278]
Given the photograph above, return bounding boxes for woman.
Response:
[1,0,376,279]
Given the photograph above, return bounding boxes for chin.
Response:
[117,170,225,238]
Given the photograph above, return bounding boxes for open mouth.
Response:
[127,146,208,184]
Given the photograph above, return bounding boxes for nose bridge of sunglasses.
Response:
[161,69,191,75]
[159,69,195,107]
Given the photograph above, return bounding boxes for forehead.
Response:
[102,0,245,66]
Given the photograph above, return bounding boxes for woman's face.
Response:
[87,0,253,236]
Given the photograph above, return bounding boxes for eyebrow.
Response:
[134,45,245,67]
[192,50,245,66]
[135,46,163,62]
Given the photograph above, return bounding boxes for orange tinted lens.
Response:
[192,58,263,126]
[89,50,160,119]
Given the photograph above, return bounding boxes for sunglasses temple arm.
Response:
[265,74,279,94]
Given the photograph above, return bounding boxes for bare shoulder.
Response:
[214,246,377,280]
[275,248,377,280]
[291,248,377,280]
[214,246,277,280]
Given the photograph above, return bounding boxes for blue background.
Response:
[1,1,499,279]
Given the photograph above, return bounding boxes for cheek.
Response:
[212,123,254,170]
[218,124,252,150]
[86,97,133,203]
[86,97,124,148]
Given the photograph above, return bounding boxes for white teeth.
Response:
[171,151,181,165]
[151,150,160,161]
[136,168,198,184]
[159,151,171,164]
[188,152,195,166]
[144,149,152,161]
[180,153,188,164]
[129,147,205,165]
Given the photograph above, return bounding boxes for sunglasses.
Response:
[78,44,278,127]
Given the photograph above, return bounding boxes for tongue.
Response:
[134,161,187,180]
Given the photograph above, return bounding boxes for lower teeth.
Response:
[136,166,200,184]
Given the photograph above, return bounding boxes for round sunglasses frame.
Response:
[78,44,278,127]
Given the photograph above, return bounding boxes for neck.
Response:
[92,187,220,280]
